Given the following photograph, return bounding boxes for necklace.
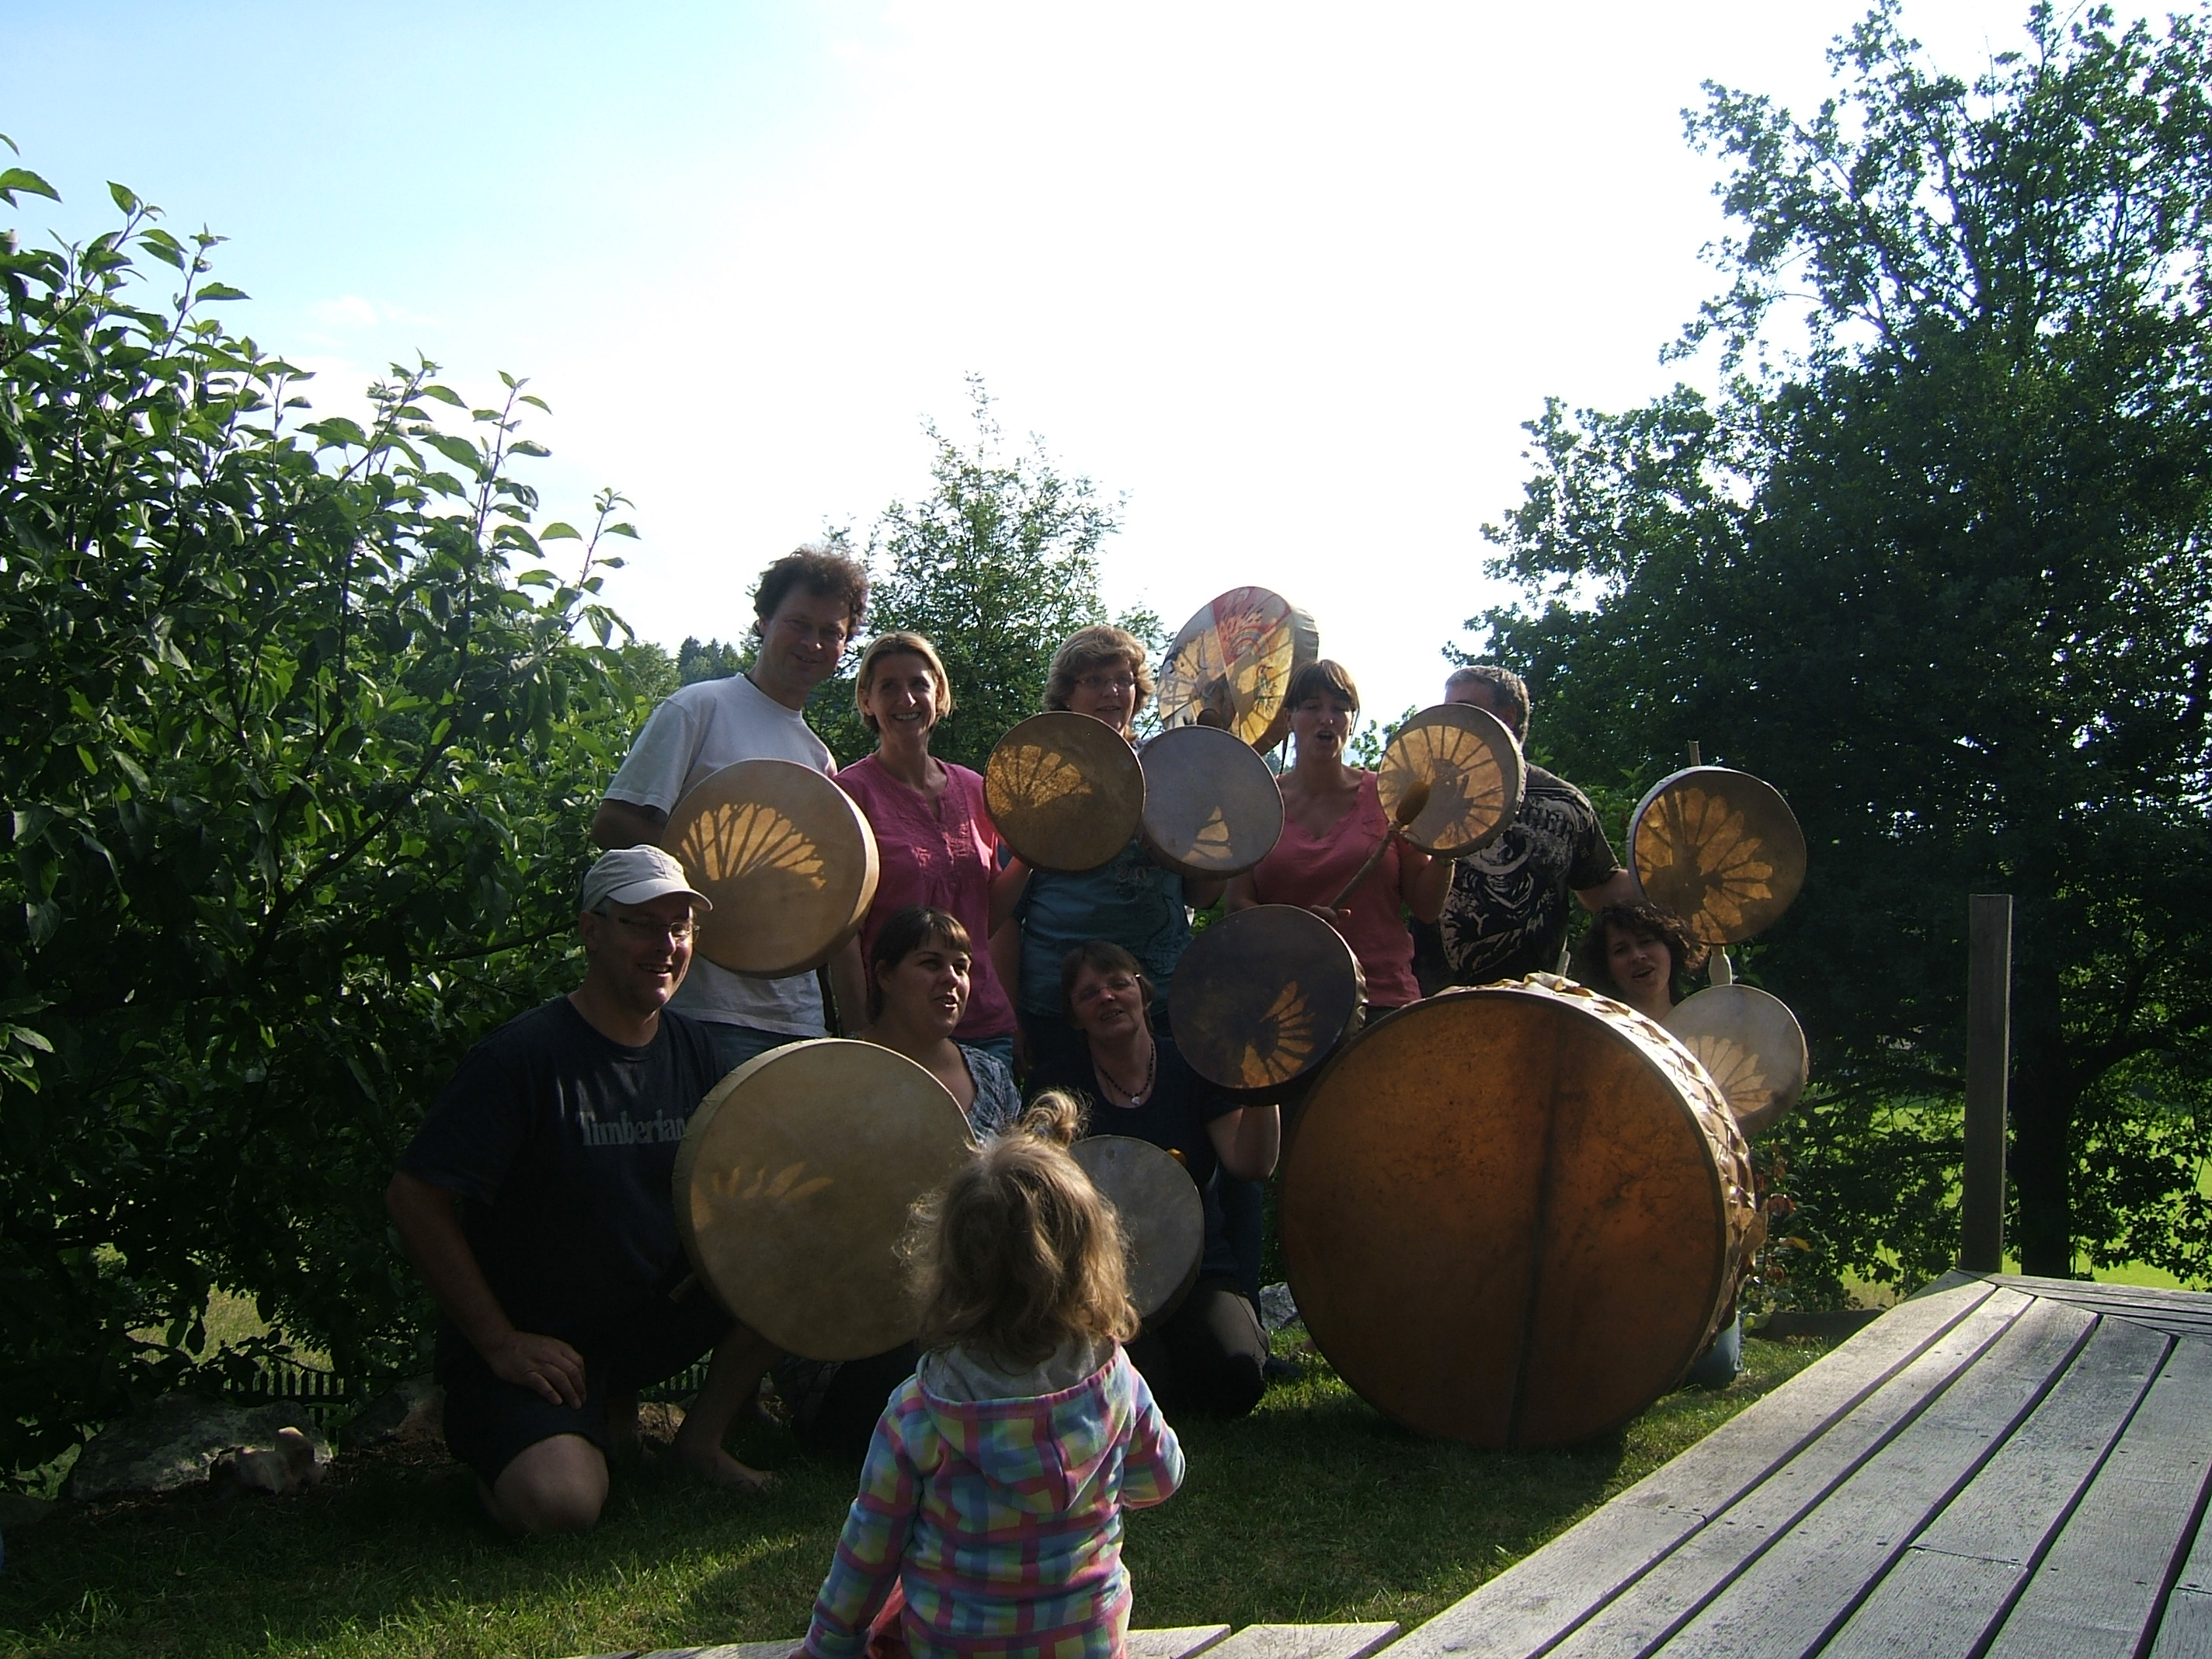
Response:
[1094,1040,1157,1106]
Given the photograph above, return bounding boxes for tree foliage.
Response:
[0,162,659,1476]
[812,378,1157,769]
[1474,2,2212,1292]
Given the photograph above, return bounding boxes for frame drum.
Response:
[1629,766,1807,944]
[1281,977,1759,1448]
[1156,587,1320,754]
[673,1039,973,1361]
[664,758,880,978]
[1376,703,1525,857]
[1170,904,1366,1097]
[1071,1134,1204,1321]
[1138,725,1285,880]
[985,712,1145,874]
[1664,983,1809,1138]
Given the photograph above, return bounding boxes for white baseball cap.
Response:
[579,846,713,913]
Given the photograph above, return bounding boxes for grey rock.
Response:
[1257,1282,1301,1333]
[67,1394,332,1501]
[343,1375,443,1448]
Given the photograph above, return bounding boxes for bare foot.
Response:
[670,1432,777,1493]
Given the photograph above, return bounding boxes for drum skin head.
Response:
[1170,904,1366,1095]
[1376,703,1525,857]
[1156,588,1320,754]
[1281,979,1757,1448]
[985,712,1145,873]
[1630,766,1807,945]
[673,1040,973,1361]
[1071,1135,1204,1320]
[664,759,880,978]
[1664,983,1809,1138]
[1139,725,1285,880]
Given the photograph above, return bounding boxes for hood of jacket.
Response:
[913,1346,1129,1515]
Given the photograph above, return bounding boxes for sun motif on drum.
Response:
[1380,724,1507,848]
[1635,786,1776,937]
[677,802,829,890]
[1237,980,1316,1087]
[986,744,1094,818]
[1682,1033,1773,1121]
[701,1160,835,1208]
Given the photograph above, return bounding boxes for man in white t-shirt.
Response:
[592,545,869,1073]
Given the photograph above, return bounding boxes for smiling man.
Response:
[385,847,780,1533]
[591,544,869,1069]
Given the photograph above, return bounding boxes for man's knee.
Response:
[488,1432,608,1535]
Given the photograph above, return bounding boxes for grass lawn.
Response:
[0,1336,1830,1659]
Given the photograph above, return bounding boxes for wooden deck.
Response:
[1393,1271,2212,1657]
[583,1271,2212,1658]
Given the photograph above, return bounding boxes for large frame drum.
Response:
[985,711,1145,873]
[1138,724,1284,880]
[1281,977,1758,1447]
[1169,904,1366,1097]
[1070,1135,1205,1322]
[674,1039,973,1361]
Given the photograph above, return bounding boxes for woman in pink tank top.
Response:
[1225,660,1451,1010]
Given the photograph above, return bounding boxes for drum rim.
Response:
[1280,983,1745,1446]
[1167,902,1368,1097]
[1627,763,1807,945]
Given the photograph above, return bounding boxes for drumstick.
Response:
[1328,780,1431,911]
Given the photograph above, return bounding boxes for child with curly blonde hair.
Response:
[802,1094,1184,1659]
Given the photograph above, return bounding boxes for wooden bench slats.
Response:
[2150,1588,2212,1658]
[1645,1295,2099,1656]
[1983,1334,2212,1656]
[1206,1622,1400,1659]
[1821,1313,2172,1657]
[1127,1626,1235,1658]
[1529,1288,2053,1658]
[1376,1277,2012,1659]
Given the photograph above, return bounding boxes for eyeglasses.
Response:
[1078,674,1136,694]
[613,916,697,943]
[1073,973,1141,1004]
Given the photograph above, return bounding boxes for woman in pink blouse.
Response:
[833,633,1024,1063]
[1225,659,1452,1012]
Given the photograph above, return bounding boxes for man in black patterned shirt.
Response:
[1427,666,1636,987]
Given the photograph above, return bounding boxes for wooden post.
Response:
[1960,894,2012,1274]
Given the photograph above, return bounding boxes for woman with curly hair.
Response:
[1569,899,1706,1021]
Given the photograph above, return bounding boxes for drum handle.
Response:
[1711,948,1734,987]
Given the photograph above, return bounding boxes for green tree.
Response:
[675,635,743,685]
[1472,3,2212,1292]
[0,160,658,1476]
[815,378,1152,769]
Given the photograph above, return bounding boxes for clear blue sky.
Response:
[3,1,2040,733]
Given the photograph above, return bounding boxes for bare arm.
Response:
[1400,846,1452,925]
[591,798,666,850]
[384,1171,586,1407]
[1575,868,1639,912]
[1223,871,1259,912]
[1207,1104,1281,1181]
[989,855,1031,934]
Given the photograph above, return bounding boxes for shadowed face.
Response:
[1066,655,1137,736]
[1605,921,1674,1016]
[754,588,856,702]
[875,937,971,1035]
[1291,691,1355,762]
[1068,962,1147,1042]
[578,893,697,1018]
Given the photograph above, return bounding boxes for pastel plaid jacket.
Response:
[802,1344,1184,1659]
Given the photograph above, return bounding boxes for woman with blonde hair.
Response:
[800,1094,1184,1659]
[835,631,1024,1065]
[1000,625,1223,1080]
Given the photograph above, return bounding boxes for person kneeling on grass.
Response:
[384,846,781,1535]
[802,1093,1185,1659]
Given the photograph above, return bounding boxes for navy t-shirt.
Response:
[399,996,724,1346]
[1029,1035,1243,1281]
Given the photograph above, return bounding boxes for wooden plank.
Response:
[2151,1588,2212,1658]
[1986,1335,2212,1656]
[1542,1290,2078,1658]
[1990,1277,2212,1316]
[1384,1279,2018,1659]
[1205,1623,1400,1659]
[1127,1626,1234,1659]
[668,1644,800,1659]
[1824,1314,2171,1657]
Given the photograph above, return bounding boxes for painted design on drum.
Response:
[1237,980,1316,1087]
[1636,787,1776,936]
[677,802,830,890]
[1682,1032,1773,1122]
[1380,723,1507,845]
[985,744,1094,818]
[1159,590,1307,748]
[701,1160,836,1206]
[1190,805,1235,867]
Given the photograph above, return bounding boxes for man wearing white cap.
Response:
[386,847,780,1533]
